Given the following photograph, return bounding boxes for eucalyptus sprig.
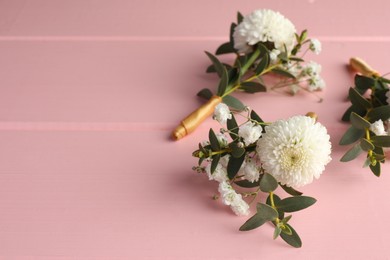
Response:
[193,107,332,247]
[339,58,390,176]
[172,9,325,141]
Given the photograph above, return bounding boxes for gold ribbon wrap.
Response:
[349,57,380,77]
[172,95,222,141]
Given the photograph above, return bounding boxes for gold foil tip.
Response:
[349,57,380,77]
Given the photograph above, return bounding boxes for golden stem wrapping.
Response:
[172,95,222,141]
[349,57,380,77]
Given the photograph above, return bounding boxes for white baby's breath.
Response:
[370,119,387,136]
[213,103,232,125]
[309,38,322,55]
[233,9,296,54]
[244,160,260,183]
[216,133,229,147]
[205,163,228,183]
[218,181,249,216]
[256,115,331,188]
[239,121,263,146]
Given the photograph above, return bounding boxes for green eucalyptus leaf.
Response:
[240,81,267,93]
[367,105,390,122]
[234,179,260,188]
[239,213,267,231]
[229,23,236,48]
[250,110,264,124]
[222,95,246,111]
[255,53,270,75]
[259,173,278,192]
[371,135,390,147]
[340,143,364,162]
[276,196,317,213]
[197,88,213,100]
[289,57,304,62]
[370,162,381,177]
[355,74,375,92]
[339,126,365,145]
[205,51,224,77]
[227,154,245,179]
[280,224,302,248]
[266,194,284,219]
[280,184,303,196]
[217,67,229,96]
[210,154,220,174]
[363,157,371,168]
[209,129,220,151]
[229,142,245,158]
[342,105,366,122]
[271,68,296,79]
[256,203,278,221]
[273,226,282,239]
[360,138,374,151]
[226,114,239,139]
[216,42,235,55]
[349,87,372,110]
[281,224,293,235]
[237,12,243,24]
[350,112,370,130]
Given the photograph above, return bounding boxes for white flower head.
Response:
[256,115,331,188]
[239,121,263,146]
[308,76,326,91]
[216,133,229,148]
[269,49,281,62]
[233,9,296,54]
[218,181,249,216]
[205,163,228,183]
[303,61,322,77]
[244,160,260,183]
[309,38,322,55]
[213,103,232,125]
[231,195,250,216]
[370,119,387,136]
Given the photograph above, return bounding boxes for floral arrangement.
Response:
[193,105,332,247]
[340,57,390,176]
[172,9,325,141]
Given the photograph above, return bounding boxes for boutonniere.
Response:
[193,106,332,247]
[172,9,325,140]
[340,57,390,176]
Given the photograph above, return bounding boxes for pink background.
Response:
[1,0,390,259]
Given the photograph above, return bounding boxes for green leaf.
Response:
[250,110,264,124]
[360,138,374,151]
[222,95,245,111]
[215,42,235,55]
[355,74,375,92]
[266,194,284,219]
[227,154,245,179]
[197,88,213,100]
[367,105,390,122]
[339,126,365,145]
[234,179,260,188]
[273,226,282,239]
[276,196,317,213]
[239,203,278,231]
[205,51,224,77]
[371,135,390,147]
[289,57,304,62]
[280,184,303,196]
[237,12,243,24]
[259,173,278,192]
[370,162,381,177]
[350,112,370,130]
[280,224,302,248]
[240,82,267,93]
[226,114,239,140]
[209,129,220,151]
[281,224,293,235]
[349,87,372,110]
[340,143,364,162]
[255,52,270,75]
[229,23,237,51]
[271,68,296,79]
[342,105,366,122]
[210,154,220,174]
[229,142,245,158]
[217,67,229,96]
[363,157,371,168]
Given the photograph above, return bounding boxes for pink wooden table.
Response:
[1,0,390,259]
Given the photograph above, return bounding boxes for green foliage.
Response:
[227,154,245,179]
[197,88,213,100]
[222,95,246,111]
[280,184,303,196]
[239,203,278,231]
[259,173,278,192]
[280,224,302,248]
[276,196,316,212]
[339,126,365,145]
[350,112,371,130]
[348,87,371,110]
[229,142,245,158]
[240,82,267,93]
[371,135,390,147]
[271,68,296,79]
[208,129,220,151]
[250,110,264,124]
[215,42,235,55]
[210,154,220,174]
[360,138,374,151]
[367,105,390,122]
[205,51,224,77]
[226,114,239,139]
[340,143,364,162]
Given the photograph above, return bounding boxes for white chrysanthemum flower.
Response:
[244,160,260,183]
[370,119,387,136]
[231,195,250,216]
[309,38,322,55]
[205,163,228,183]
[213,103,232,125]
[238,121,263,146]
[233,9,296,54]
[216,133,229,147]
[218,181,249,216]
[256,115,331,188]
